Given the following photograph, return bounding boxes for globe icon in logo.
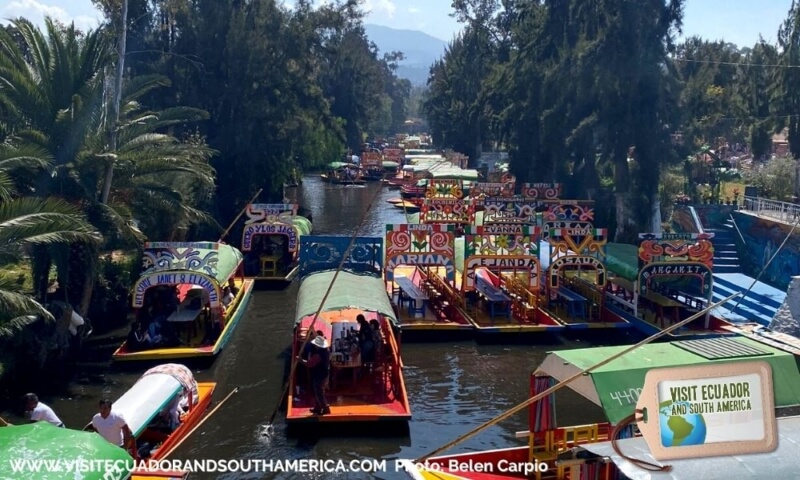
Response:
[659,400,707,447]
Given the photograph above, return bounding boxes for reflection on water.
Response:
[12,176,609,479]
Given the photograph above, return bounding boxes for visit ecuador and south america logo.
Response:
[658,381,753,447]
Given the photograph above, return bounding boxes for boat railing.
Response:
[501,274,538,322]
[527,422,614,461]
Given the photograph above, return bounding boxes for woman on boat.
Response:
[297,336,331,415]
[369,319,382,360]
[126,321,152,351]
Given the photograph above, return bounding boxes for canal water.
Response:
[14,177,611,479]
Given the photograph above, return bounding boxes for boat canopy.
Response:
[132,242,244,308]
[293,216,313,236]
[111,373,183,437]
[0,423,133,480]
[327,162,349,169]
[295,270,398,326]
[430,169,479,180]
[536,337,800,425]
[382,161,400,168]
[581,415,800,479]
[605,242,638,282]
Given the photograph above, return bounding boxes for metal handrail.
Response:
[688,206,705,233]
[743,196,800,224]
[729,214,746,246]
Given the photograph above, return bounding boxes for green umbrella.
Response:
[0,422,133,480]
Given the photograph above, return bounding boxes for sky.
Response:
[0,0,795,48]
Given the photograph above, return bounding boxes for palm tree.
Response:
[0,18,219,313]
[0,197,101,336]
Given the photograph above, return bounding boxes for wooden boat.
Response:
[84,364,215,462]
[287,235,411,424]
[240,203,312,285]
[602,234,737,339]
[384,223,473,338]
[112,242,254,363]
[404,337,800,479]
[361,151,385,181]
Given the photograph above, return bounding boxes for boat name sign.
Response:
[638,262,712,295]
[242,223,298,252]
[133,272,220,308]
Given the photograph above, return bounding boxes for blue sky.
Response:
[0,0,794,48]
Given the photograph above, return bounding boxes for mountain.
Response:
[364,24,449,85]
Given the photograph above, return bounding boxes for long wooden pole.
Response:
[416,290,742,462]
[0,417,10,426]
[159,387,240,460]
[218,189,263,242]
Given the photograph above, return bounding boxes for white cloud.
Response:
[0,0,101,32]
[408,6,420,14]
[363,0,396,18]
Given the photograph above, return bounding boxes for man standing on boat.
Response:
[298,336,331,415]
[24,393,64,427]
[92,399,134,450]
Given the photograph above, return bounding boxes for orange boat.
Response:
[84,364,214,463]
[286,235,411,424]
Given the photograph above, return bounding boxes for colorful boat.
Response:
[384,222,474,338]
[84,364,214,464]
[112,242,254,363]
[404,336,800,479]
[240,203,312,285]
[540,199,633,334]
[361,151,385,181]
[287,235,411,424]
[603,234,737,339]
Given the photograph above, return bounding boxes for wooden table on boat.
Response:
[330,355,361,390]
[476,275,511,318]
[167,305,203,343]
[558,288,587,321]
[394,276,429,316]
[643,291,685,326]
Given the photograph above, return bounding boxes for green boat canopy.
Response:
[605,242,639,282]
[292,216,313,236]
[382,161,400,168]
[295,271,398,326]
[0,422,133,480]
[536,337,800,425]
[327,161,349,169]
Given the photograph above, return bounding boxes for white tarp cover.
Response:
[580,415,800,479]
[112,373,182,436]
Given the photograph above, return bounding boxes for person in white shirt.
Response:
[91,399,133,448]
[25,393,63,427]
[222,286,235,307]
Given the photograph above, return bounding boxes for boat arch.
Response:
[548,255,607,289]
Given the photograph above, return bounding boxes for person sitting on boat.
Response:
[147,317,165,346]
[297,336,331,415]
[24,393,64,427]
[126,321,152,351]
[227,278,239,296]
[222,286,235,307]
[357,315,375,364]
[92,399,133,450]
